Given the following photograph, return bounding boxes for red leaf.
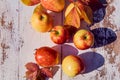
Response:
[25,62,39,72]
[25,70,38,80]
[40,67,53,78]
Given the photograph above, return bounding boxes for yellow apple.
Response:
[41,0,65,12]
[31,4,53,32]
[73,29,94,50]
[62,55,84,77]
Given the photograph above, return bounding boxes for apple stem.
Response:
[50,30,59,35]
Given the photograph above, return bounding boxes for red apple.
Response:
[62,55,84,77]
[35,46,59,67]
[73,29,94,50]
[50,26,69,44]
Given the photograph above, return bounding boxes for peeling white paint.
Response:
[0,0,120,80]
[109,0,120,27]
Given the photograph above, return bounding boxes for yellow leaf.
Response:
[65,3,75,17]
[64,1,93,28]
[76,1,93,24]
[64,7,80,28]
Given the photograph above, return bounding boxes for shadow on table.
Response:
[52,45,62,65]
[90,0,108,24]
[61,44,78,59]
[52,44,78,64]
[79,52,105,74]
[91,28,117,48]
[51,44,79,78]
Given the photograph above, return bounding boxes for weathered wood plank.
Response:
[0,0,120,80]
[0,0,19,80]
[18,2,63,80]
[62,0,120,80]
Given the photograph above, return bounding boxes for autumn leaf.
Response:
[25,62,40,80]
[64,3,81,28]
[64,1,93,28]
[65,2,76,17]
[25,70,38,80]
[25,62,54,80]
[41,67,53,78]
[76,1,93,24]
[25,62,39,72]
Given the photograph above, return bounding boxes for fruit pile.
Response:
[21,0,104,79]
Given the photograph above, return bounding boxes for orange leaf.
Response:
[76,1,93,24]
[64,6,80,28]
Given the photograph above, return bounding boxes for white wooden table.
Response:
[0,0,120,80]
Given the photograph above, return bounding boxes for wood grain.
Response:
[0,0,120,80]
